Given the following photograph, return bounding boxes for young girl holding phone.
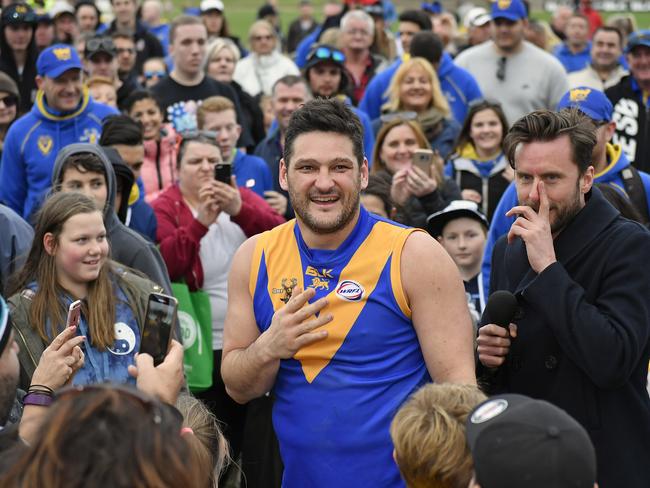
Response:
[8,192,163,388]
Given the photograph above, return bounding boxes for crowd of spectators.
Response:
[0,0,648,487]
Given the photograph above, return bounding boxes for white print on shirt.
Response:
[612,98,639,162]
[108,322,137,355]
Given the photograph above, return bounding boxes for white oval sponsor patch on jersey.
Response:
[335,280,364,301]
[470,399,509,424]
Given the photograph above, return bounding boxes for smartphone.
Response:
[412,149,434,176]
[66,300,82,328]
[214,162,231,184]
[140,293,178,366]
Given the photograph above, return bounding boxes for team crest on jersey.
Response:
[272,277,298,304]
[37,135,53,155]
[335,280,364,302]
[309,277,329,290]
[81,128,99,144]
[306,266,333,291]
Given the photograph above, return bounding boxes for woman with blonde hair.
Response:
[371,117,460,228]
[381,57,460,157]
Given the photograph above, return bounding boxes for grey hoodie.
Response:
[51,143,172,294]
[0,204,33,294]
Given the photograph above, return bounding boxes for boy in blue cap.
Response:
[0,44,117,222]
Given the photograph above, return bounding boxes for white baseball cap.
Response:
[464,7,491,28]
[200,0,224,13]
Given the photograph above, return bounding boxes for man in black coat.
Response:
[477,109,650,488]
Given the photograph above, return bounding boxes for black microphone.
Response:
[484,291,518,328]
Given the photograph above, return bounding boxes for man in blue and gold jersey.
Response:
[222,98,476,487]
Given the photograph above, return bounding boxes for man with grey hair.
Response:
[340,9,387,104]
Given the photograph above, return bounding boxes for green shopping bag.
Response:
[172,282,213,393]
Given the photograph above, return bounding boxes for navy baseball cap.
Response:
[626,29,650,53]
[1,3,37,25]
[557,87,613,123]
[37,44,82,78]
[491,0,527,21]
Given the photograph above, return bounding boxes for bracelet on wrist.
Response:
[23,391,53,407]
[27,384,54,395]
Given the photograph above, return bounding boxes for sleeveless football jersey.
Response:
[250,207,431,487]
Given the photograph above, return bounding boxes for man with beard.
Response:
[476,109,650,488]
[222,98,476,487]
[569,26,628,90]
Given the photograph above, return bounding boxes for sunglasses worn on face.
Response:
[0,95,18,108]
[144,70,166,80]
[252,34,273,42]
[311,46,345,64]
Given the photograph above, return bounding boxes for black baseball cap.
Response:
[1,3,37,25]
[466,394,597,488]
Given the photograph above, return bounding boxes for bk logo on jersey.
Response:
[335,280,364,302]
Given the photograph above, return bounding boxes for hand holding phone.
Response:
[140,293,178,366]
[412,149,434,176]
[214,162,232,184]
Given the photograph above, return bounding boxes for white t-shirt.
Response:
[193,210,246,350]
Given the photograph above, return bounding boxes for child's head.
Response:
[87,76,118,108]
[361,173,395,219]
[427,201,488,275]
[390,383,487,488]
[176,394,229,487]
[141,57,167,88]
[58,152,109,210]
[36,192,109,289]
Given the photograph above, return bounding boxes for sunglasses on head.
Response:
[311,46,345,64]
[86,37,115,54]
[379,111,418,124]
[54,383,183,426]
[0,94,18,108]
[144,70,166,80]
[175,129,219,153]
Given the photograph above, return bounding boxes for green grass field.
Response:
[170,0,650,51]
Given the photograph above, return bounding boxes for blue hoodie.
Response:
[358,53,483,124]
[0,87,117,221]
[481,144,650,297]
